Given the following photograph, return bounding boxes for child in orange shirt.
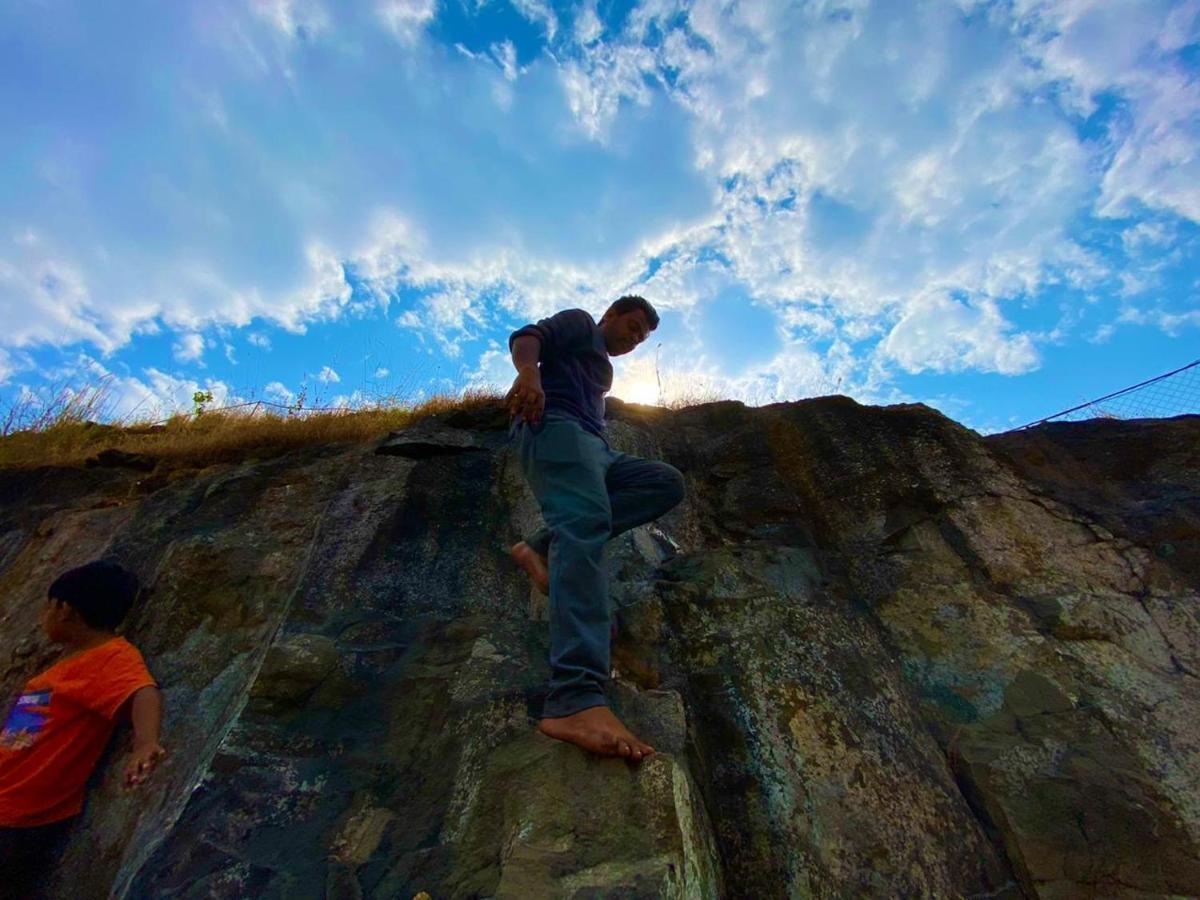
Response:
[0,560,164,894]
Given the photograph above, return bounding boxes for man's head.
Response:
[599,295,658,357]
[43,559,139,641]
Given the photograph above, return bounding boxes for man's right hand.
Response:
[506,366,545,424]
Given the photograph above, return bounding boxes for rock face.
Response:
[0,398,1196,899]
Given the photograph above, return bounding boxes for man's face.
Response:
[601,309,652,356]
[41,598,70,643]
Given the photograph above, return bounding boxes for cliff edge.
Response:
[1,398,1196,899]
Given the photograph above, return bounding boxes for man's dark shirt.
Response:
[509,309,612,436]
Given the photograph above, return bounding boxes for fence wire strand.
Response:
[1015,357,1200,430]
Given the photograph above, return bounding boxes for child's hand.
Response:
[124,742,167,789]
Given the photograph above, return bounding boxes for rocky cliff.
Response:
[1,398,1197,899]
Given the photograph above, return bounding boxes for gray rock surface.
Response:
[0,399,1196,898]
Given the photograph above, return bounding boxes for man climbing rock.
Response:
[506,296,685,763]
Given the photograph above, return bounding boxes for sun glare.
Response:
[614,377,659,406]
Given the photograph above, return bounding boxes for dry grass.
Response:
[0,373,737,472]
[0,386,505,471]
[660,387,728,410]
[656,376,729,410]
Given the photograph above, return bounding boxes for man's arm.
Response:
[511,334,541,370]
[123,686,166,789]
[506,334,545,424]
[505,309,594,424]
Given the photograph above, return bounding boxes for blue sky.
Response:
[1,0,1197,433]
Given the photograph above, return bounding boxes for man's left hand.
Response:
[124,742,167,789]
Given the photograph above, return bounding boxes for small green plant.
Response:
[289,385,308,417]
[192,390,214,417]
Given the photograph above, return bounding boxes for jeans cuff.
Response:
[541,688,607,719]
[526,528,552,558]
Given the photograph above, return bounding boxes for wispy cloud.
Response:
[173,333,207,365]
[378,0,437,44]
[510,0,558,41]
[264,380,296,404]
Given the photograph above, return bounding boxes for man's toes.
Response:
[616,739,633,758]
[596,731,620,754]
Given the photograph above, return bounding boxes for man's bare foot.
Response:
[510,541,549,595]
[538,706,655,762]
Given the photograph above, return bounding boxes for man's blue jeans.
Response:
[513,412,685,718]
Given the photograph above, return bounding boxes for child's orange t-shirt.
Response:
[0,637,156,827]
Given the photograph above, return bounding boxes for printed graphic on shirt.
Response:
[1,690,52,750]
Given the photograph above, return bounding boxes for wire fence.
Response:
[1014,357,1200,430]
[164,398,362,424]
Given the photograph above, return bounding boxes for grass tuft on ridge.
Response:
[0,373,732,472]
[0,387,505,471]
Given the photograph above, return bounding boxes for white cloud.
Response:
[394,276,494,357]
[575,3,603,45]
[779,306,837,341]
[525,0,1111,381]
[276,244,354,331]
[264,380,295,404]
[326,389,370,409]
[378,0,436,44]
[1118,269,1156,298]
[1118,303,1200,336]
[466,344,513,392]
[560,43,655,141]
[248,332,272,349]
[173,333,206,364]
[0,253,108,350]
[317,365,341,383]
[1002,0,1200,221]
[1157,309,1200,334]
[510,0,557,41]
[491,40,519,82]
[373,366,390,378]
[0,229,356,360]
[880,291,1039,375]
[142,368,233,416]
[1122,220,1176,252]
